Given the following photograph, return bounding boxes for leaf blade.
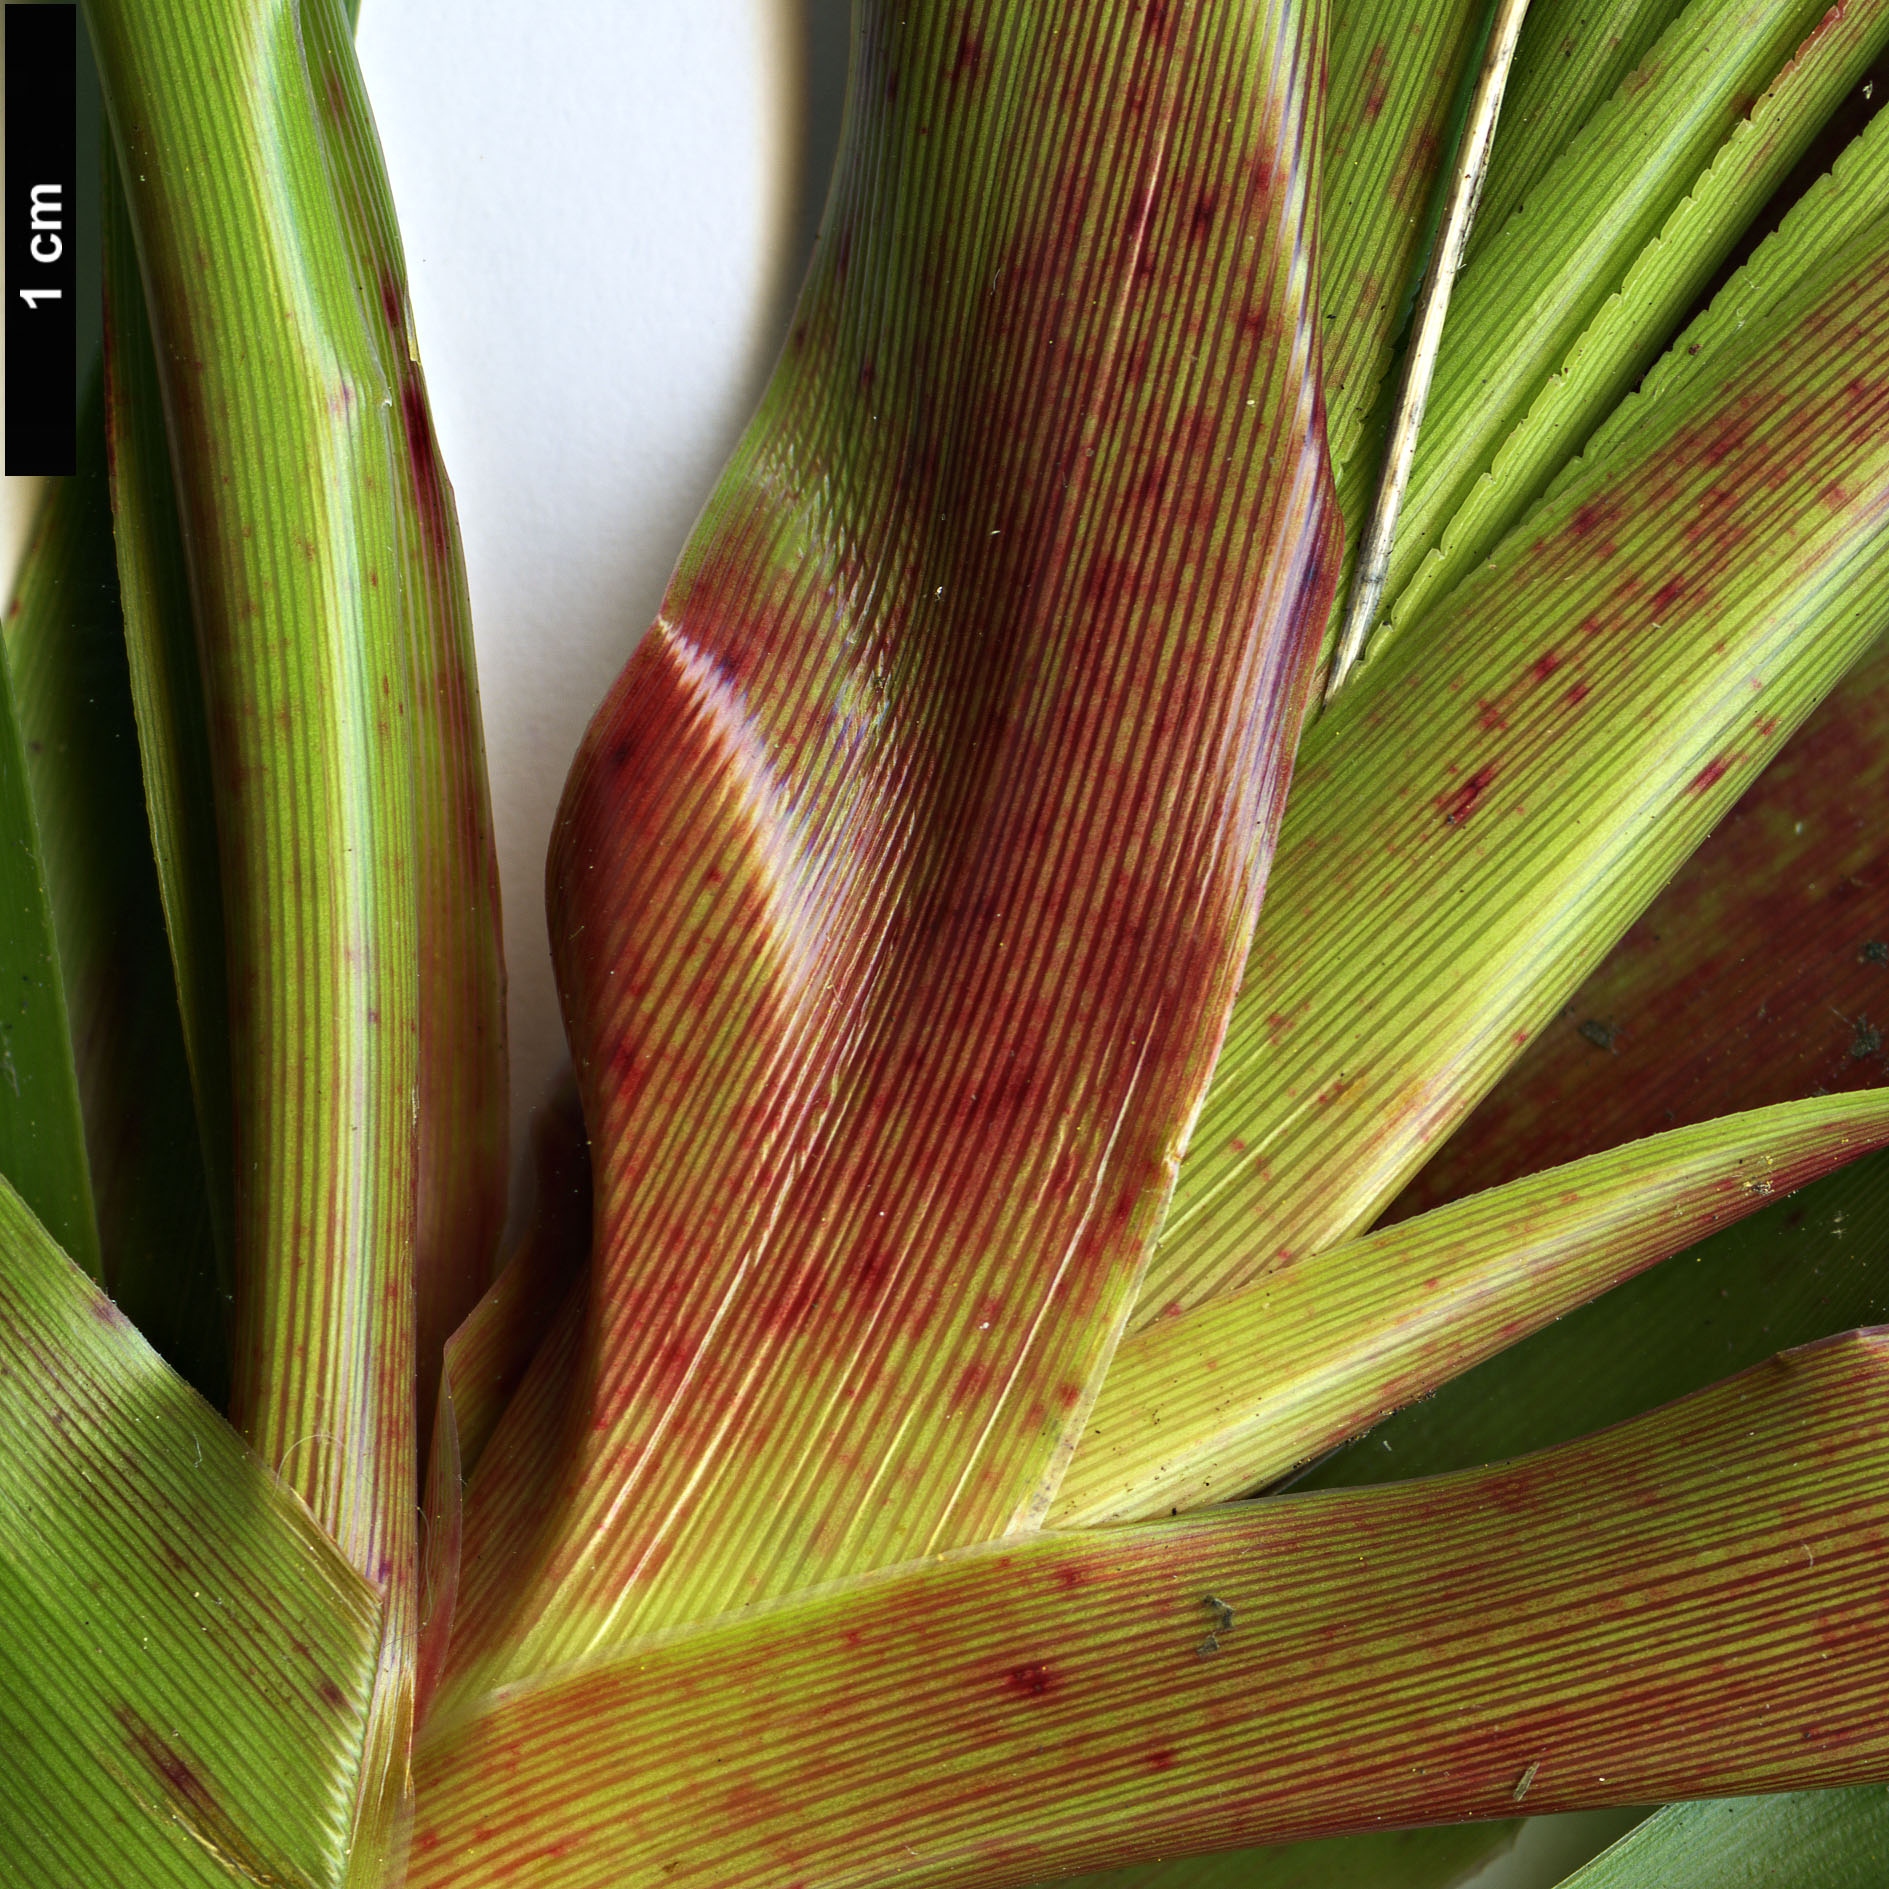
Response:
[414,1331,1889,1888]
[1058,1088,1889,1523]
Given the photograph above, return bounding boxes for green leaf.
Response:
[1321,0,1493,483]
[8,365,223,1402]
[1559,1788,1889,1887]
[1144,190,1889,1322]
[1466,0,1688,261]
[0,1171,380,1889]
[295,0,510,1456]
[84,0,502,1857]
[0,504,97,1280]
[101,145,234,1285]
[1394,626,1889,1223]
[1385,0,1889,642]
[412,1333,1889,1886]
[442,0,1341,1700]
[1056,1089,1889,1523]
[1301,1142,1889,1488]
[1031,1822,1518,1889]
[1368,0,1877,644]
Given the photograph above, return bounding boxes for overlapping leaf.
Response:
[1393,629,1889,1221]
[1370,0,1889,646]
[1142,179,1889,1321]
[1058,1089,1889,1521]
[7,370,222,1399]
[0,1174,380,1889]
[414,1334,1889,1887]
[1560,1787,1889,1887]
[442,0,1341,1698]
[85,0,504,1858]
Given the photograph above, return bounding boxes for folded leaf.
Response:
[413,1331,1889,1887]
[1466,0,1687,260]
[1058,1089,1889,1523]
[296,2,510,1458]
[1388,0,1889,641]
[1559,1787,1889,1887]
[0,1172,380,1889]
[1371,0,1856,642]
[7,366,223,1401]
[1142,194,1889,1322]
[445,0,1340,1694]
[1322,0,1491,484]
[87,0,464,1858]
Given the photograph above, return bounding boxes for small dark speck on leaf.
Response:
[1578,1019,1616,1052]
[1862,940,1889,966]
[1005,1662,1056,1698]
[1850,1015,1883,1060]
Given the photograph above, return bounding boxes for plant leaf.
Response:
[1393,632,1889,1222]
[1027,1823,1519,1889]
[1385,0,1889,642]
[1465,0,1688,262]
[413,1331,1889,1887]
[100,151,234,1283]
[7,365,224,1401]
[1056,1089,1889,1523]
[1321,0,1492,485]
[1558,1787,1889,1887]
[1367,0,1871,644]
[1300,1140,1889,1489]
[83,0,501,1857]
[0,507,97,1281]
[0,1172,380,1889]
[443,0,1340,1694]
[295,2,510,1457]
[1140,188,1889,1323]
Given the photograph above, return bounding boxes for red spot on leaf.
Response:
[1437,764,1498,827]
[1190,191,1218,240]
[951,23,983,86]
[1145,1747,1178,1771]
[1647,577,1687,618]
[1530,650,1562,682]
[1688,755,1738,795]
[1476,699,1508,732]
[1564,680,1591,708]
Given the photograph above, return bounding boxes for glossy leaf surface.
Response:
[447,0,1340,1694]
[8,369,222,1399]
[0,1174,379,1888]
[414,1333,1889,1887]
[101,156,233,1279]
[1144,197,1889,1321]
[1059,1089,1889,1522]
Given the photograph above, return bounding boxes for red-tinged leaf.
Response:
[1141,193,1889,1322]
[1390,632,1889,1222]
[412,1331,1889,1888]
[443,0,1339,1694]
[1055,1089,1889,1523]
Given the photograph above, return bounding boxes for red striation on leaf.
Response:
[1392,634,1889,1222]
[446,0,1339,1692]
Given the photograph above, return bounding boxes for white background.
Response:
[0,8,1643,1879]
